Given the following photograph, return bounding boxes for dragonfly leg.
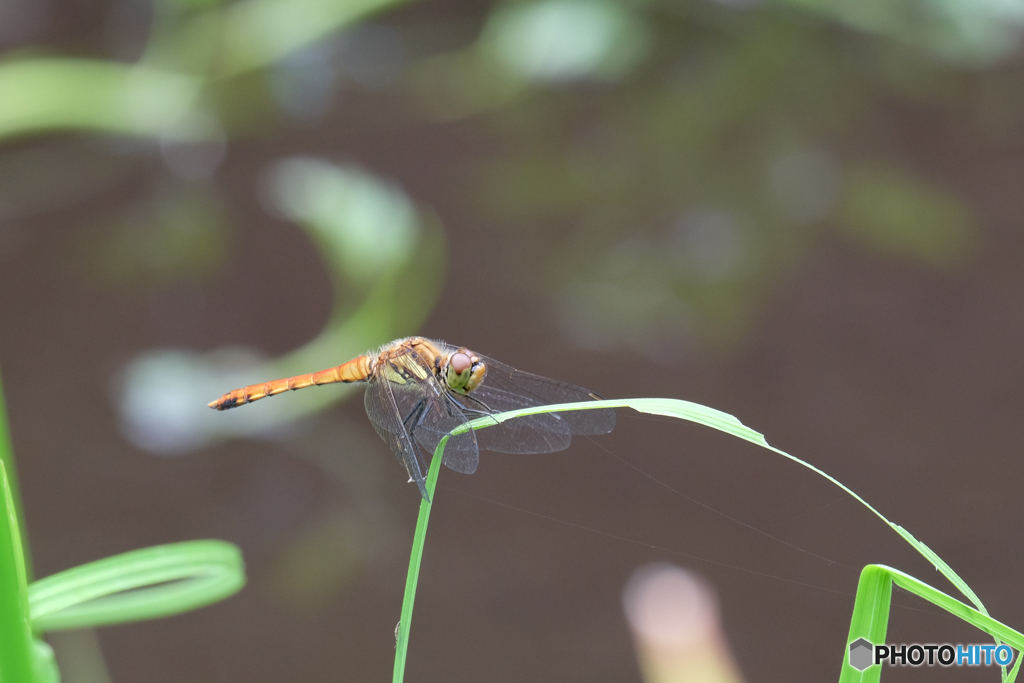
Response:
[402,398,437,455]
[445,392,492,416]
[446,393,503,429]
[405,396,464,463]
[395,399,432,500]
[401,399,427,431]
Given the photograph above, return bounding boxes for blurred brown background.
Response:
[2,0,1024,680]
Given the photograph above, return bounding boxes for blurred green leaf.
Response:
[270,512,364,607]
[0,60,203,141]
[840,166,977,267]
[88,185,230,285]
[481,0,651,83]
[0,142,131,219]
[268,158,418,286]
[781,0,1024,67]
[212,0,410,77]
[172,0,226,10]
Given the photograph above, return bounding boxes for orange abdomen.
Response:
[207,355,373,410]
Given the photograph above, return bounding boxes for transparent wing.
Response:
[370,352,480,476]
[363,376,429,498]
[407,395,480,475]
[465,355,616,454]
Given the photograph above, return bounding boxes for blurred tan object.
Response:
[623,563,744,683]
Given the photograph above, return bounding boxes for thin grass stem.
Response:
[0,458,36,681]
[393,438,446,683]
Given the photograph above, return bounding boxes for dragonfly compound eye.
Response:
[450,352,472,375]
[446,351,486,394]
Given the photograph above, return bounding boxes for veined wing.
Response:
[466,355,616,454]
[363,376,431,499]
[371,350,481,477]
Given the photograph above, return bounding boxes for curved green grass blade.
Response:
[458,398,988,614]
[395,396,1006,681]
[883,566,1023,647]
[29,540,245,632]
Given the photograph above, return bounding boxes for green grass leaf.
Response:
[841,564,1024,681]
[393,396,1017,681]
[460,397,989,613]
[0,458,35,682]
[29,540,245,632]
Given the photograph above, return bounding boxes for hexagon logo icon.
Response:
[849,638,875,671]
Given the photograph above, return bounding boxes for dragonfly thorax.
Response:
[444,349,486,395]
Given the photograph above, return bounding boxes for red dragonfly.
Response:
[208,337,615,499]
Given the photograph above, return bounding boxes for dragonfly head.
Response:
[445,349,486,394]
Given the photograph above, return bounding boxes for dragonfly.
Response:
[208,337,615,500]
